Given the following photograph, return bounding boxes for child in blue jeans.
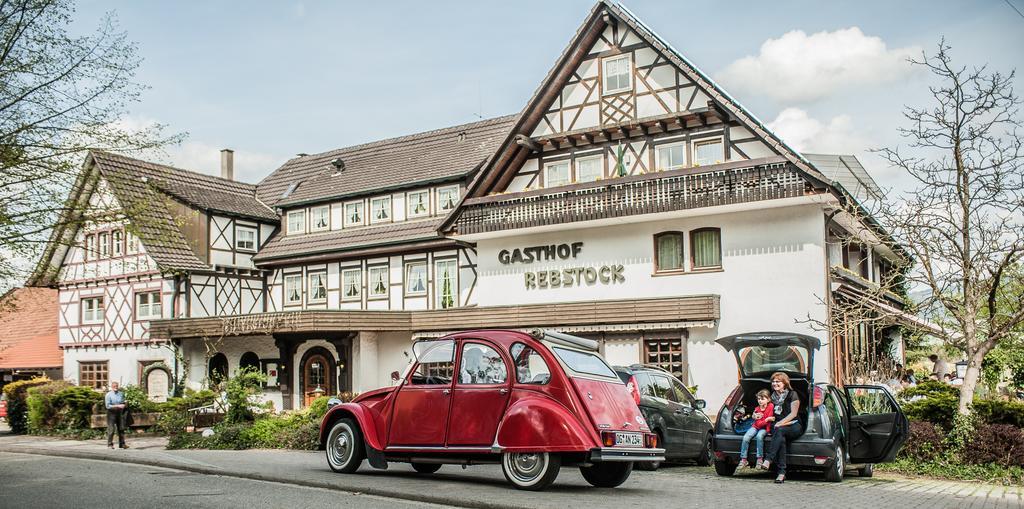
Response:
[737,389,774,468]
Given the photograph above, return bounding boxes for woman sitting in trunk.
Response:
[762,372,801,483]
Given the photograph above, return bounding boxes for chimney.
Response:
[220,149,234,180]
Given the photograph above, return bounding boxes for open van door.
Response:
[842,385,909,464]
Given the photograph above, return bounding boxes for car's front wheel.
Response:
[714,458,737,476]
[411,462,442,474]
[696,434,714,466]
[580,462,633,488]
[824,446,845,483]
[501,452,561,491]
[326,418,364,473]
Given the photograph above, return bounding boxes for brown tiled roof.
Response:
[0,288,61,369]
[253,217,446,262]
[91,151,274,271]
[152,179,278,222]
[257,115,517,208]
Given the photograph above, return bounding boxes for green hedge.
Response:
[166,395,330,451]
[901,380,1024,429]
[26,382,102,434]
[2,378,51,433]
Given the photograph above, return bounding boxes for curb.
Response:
[0,445,524,509]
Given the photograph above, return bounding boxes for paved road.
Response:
[0,452,452,509]
[0,433,1021,508]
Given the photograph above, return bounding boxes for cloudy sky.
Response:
[74,0,1024,193]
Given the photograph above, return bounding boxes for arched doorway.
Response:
[239,352,260,373]
[300,347,335,407]
[208,353,228,385]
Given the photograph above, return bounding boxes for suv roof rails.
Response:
[529,329,599,352]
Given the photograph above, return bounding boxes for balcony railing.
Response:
[453,160,811,235]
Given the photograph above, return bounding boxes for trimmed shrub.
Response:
[26,382,102,435]
[53,386,105,431]
[26,381,73,432]
[120,384,159,413]
[974,399,1024,429]
[903,393,958,428]
[963,423,1024,467]
[898,421,946,462]
[2,377,51,433]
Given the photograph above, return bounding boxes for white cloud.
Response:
[716,27,920,103]
[767,107,870,154]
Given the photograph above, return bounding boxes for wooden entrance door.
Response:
[303,354,333,407]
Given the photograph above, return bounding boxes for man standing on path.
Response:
[929,354,949,381]
[105,382,128,449]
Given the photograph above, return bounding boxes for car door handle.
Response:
[499,388,509,394]
[442,389,451,395]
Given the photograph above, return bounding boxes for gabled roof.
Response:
[257,115,517,209]
[464,0,831,199]
[0,287,60,370]
[30,151,276,285]
[252,217,448,264]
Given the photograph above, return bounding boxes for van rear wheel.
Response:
[501,452,561,491]
[580,462,633,488]
[714,459,737,476]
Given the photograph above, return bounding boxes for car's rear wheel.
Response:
[501,452,561,491]
[326,418,364,473]
[714,459,736,476]
[858,463,873,477]
[696,434,714,466]
[579,462,633,488]
[411,462,442,474]
[824,446,845,483]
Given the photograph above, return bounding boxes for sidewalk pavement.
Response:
[1,430,1022,509]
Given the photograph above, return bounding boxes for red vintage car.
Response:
[319,329,664,490]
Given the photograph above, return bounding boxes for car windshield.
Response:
[551,347,617,379]
[738,344,809,376]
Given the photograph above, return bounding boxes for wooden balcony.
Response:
[451,157,814,236]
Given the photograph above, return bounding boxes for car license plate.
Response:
[614,432,643,447]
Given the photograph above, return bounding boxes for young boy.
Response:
[737,389,774,468]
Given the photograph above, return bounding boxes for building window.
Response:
[344,201,364,227]
[307,272,327,304]
[287,210,306,235]
[575,156,603,183]
[368,265,389,299]
[236,226,257,252]
[79,361,109,390]
[644,337,686,381]
[126,232,139,254]
[82,297,104,324]
[98,232,110,258]
[602,54,632,95]
[407,190,430,218]
[341,268,361,302]
[693,138,724,167]
[284,274,302,305]
[691,228,722,269]
[371,196,391,223]
[84,234,96,260]
[310,205,330,231]
[437,185,460,212]
[654,232,684,272]
[435,259,457,309]
[135,292,162,320]
[655,143,687,171]
[208,353,228,384]
[240,352,260,372]
[545,161,570,188]
[405,261,427,296]
[112,230,124,257]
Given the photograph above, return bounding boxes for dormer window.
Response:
[344,201,364,227]
[98,232,110,258]
[310,205,330,232]
[602,54,632,95]
[371,196,391,224]
[287,210,306,235]
[437,185,460,212]
[112,230,124,256]
[407,190,429,218]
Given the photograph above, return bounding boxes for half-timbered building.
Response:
[30,1,921,411]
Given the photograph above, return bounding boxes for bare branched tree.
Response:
[0,0,182,288]
[877,40,1024,416]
